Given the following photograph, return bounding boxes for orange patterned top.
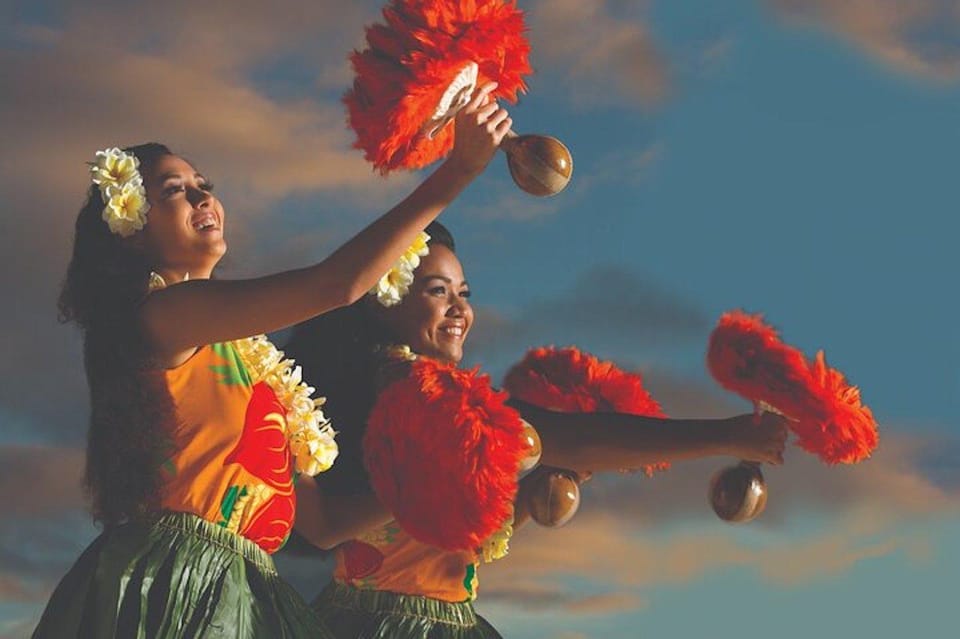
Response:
[157,342,296,553]
[333,521,480,602]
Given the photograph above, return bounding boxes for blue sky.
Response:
[1,1,958,637]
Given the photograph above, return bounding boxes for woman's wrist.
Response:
[439,152,487,182]
[712,415,750,458]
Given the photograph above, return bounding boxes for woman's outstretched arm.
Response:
[141,84,512,361]
[513,400,788,473]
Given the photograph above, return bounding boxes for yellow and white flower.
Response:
[371,231,430,307]
[103,181,149,237]
[479,512,514,563]
[233,334,338,476]
[90,147,141,193]
[90,147,150,237]
[380,344,418,362]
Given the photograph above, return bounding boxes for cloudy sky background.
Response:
[2,0,959,637]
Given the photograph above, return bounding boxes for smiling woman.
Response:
[32,80,512,639]
[284,222,788,639]
[377,237,474,364]
[138,154,226,284]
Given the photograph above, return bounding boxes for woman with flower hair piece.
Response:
[32,84,511,639]
[285,221,788,639]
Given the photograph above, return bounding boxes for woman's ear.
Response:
[364,292,400,323]
[123,229,148,253]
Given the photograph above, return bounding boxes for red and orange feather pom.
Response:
[346,0,532,173]
[707,310,878,464]
[503,346,669,476]
[363,357,526,551]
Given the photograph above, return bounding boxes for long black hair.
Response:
[59,142,178,525]
[284,221,457,497]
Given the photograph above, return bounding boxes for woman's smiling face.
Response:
[140,153,226,278]
[381,243,473,364]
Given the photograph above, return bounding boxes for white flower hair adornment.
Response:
[90,147,150,237]
[370,231,430,307]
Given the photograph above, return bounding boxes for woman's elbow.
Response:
[311,536,343,552]
[295,524,344,551]
[341,281,369,308]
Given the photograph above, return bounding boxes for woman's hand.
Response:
[722,411,789,465]
[445,82,512,176]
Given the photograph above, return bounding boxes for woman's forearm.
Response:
[141,159,481,354]
[294,477,393,550]
[515,401,734,472]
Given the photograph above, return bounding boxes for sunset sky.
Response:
[2,1,958,637]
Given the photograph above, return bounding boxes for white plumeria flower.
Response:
[90,147,141,195]
[103,181,149,237]
[291,429,338,475]
[370,231,430,307]
[90,147,150,237]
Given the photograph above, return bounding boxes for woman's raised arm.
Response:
[141,84,512,360]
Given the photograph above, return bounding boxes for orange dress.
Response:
[33,339,330,638]
[333,521,480,603]
[157,341,296,554]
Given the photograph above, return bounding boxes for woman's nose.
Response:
[447,296,467,316]
[188,186,212,208]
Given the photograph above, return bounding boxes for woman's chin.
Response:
[422,346,462,365]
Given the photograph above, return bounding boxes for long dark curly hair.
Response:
[59,142,178,526]
[284,222,457,498]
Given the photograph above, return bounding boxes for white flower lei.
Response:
[370,231,430,307]
[232,335,338,476]
[89,147,150,237]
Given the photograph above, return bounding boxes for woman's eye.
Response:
[460,289,472,299]
[428,286,446,296]
[199,182,215,192]
[163,185,185,198]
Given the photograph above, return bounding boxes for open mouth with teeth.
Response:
[439,325,465,338]
[191,213,219,232]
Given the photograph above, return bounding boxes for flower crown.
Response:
[89,147,150,237]
[369,231,430,307]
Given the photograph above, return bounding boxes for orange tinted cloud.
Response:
[0,445,84,517]
[481,431,958,607]
[768,0,960,80]
[481,583,646,614]
[529,0,670,107]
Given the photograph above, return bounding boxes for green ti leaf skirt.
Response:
[31,511,331,638]
[313,580,503,639]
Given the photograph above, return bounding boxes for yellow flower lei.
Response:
[232,335,338,476]
[479,511,514,563]
[370,232,430,307]
[89,147,150,237]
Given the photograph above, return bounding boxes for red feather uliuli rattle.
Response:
[706,310,879,522]
[504,346,668,527]
[346,0,573,196]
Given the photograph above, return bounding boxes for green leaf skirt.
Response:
[32,511,331,638]
[313,581,502,639]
